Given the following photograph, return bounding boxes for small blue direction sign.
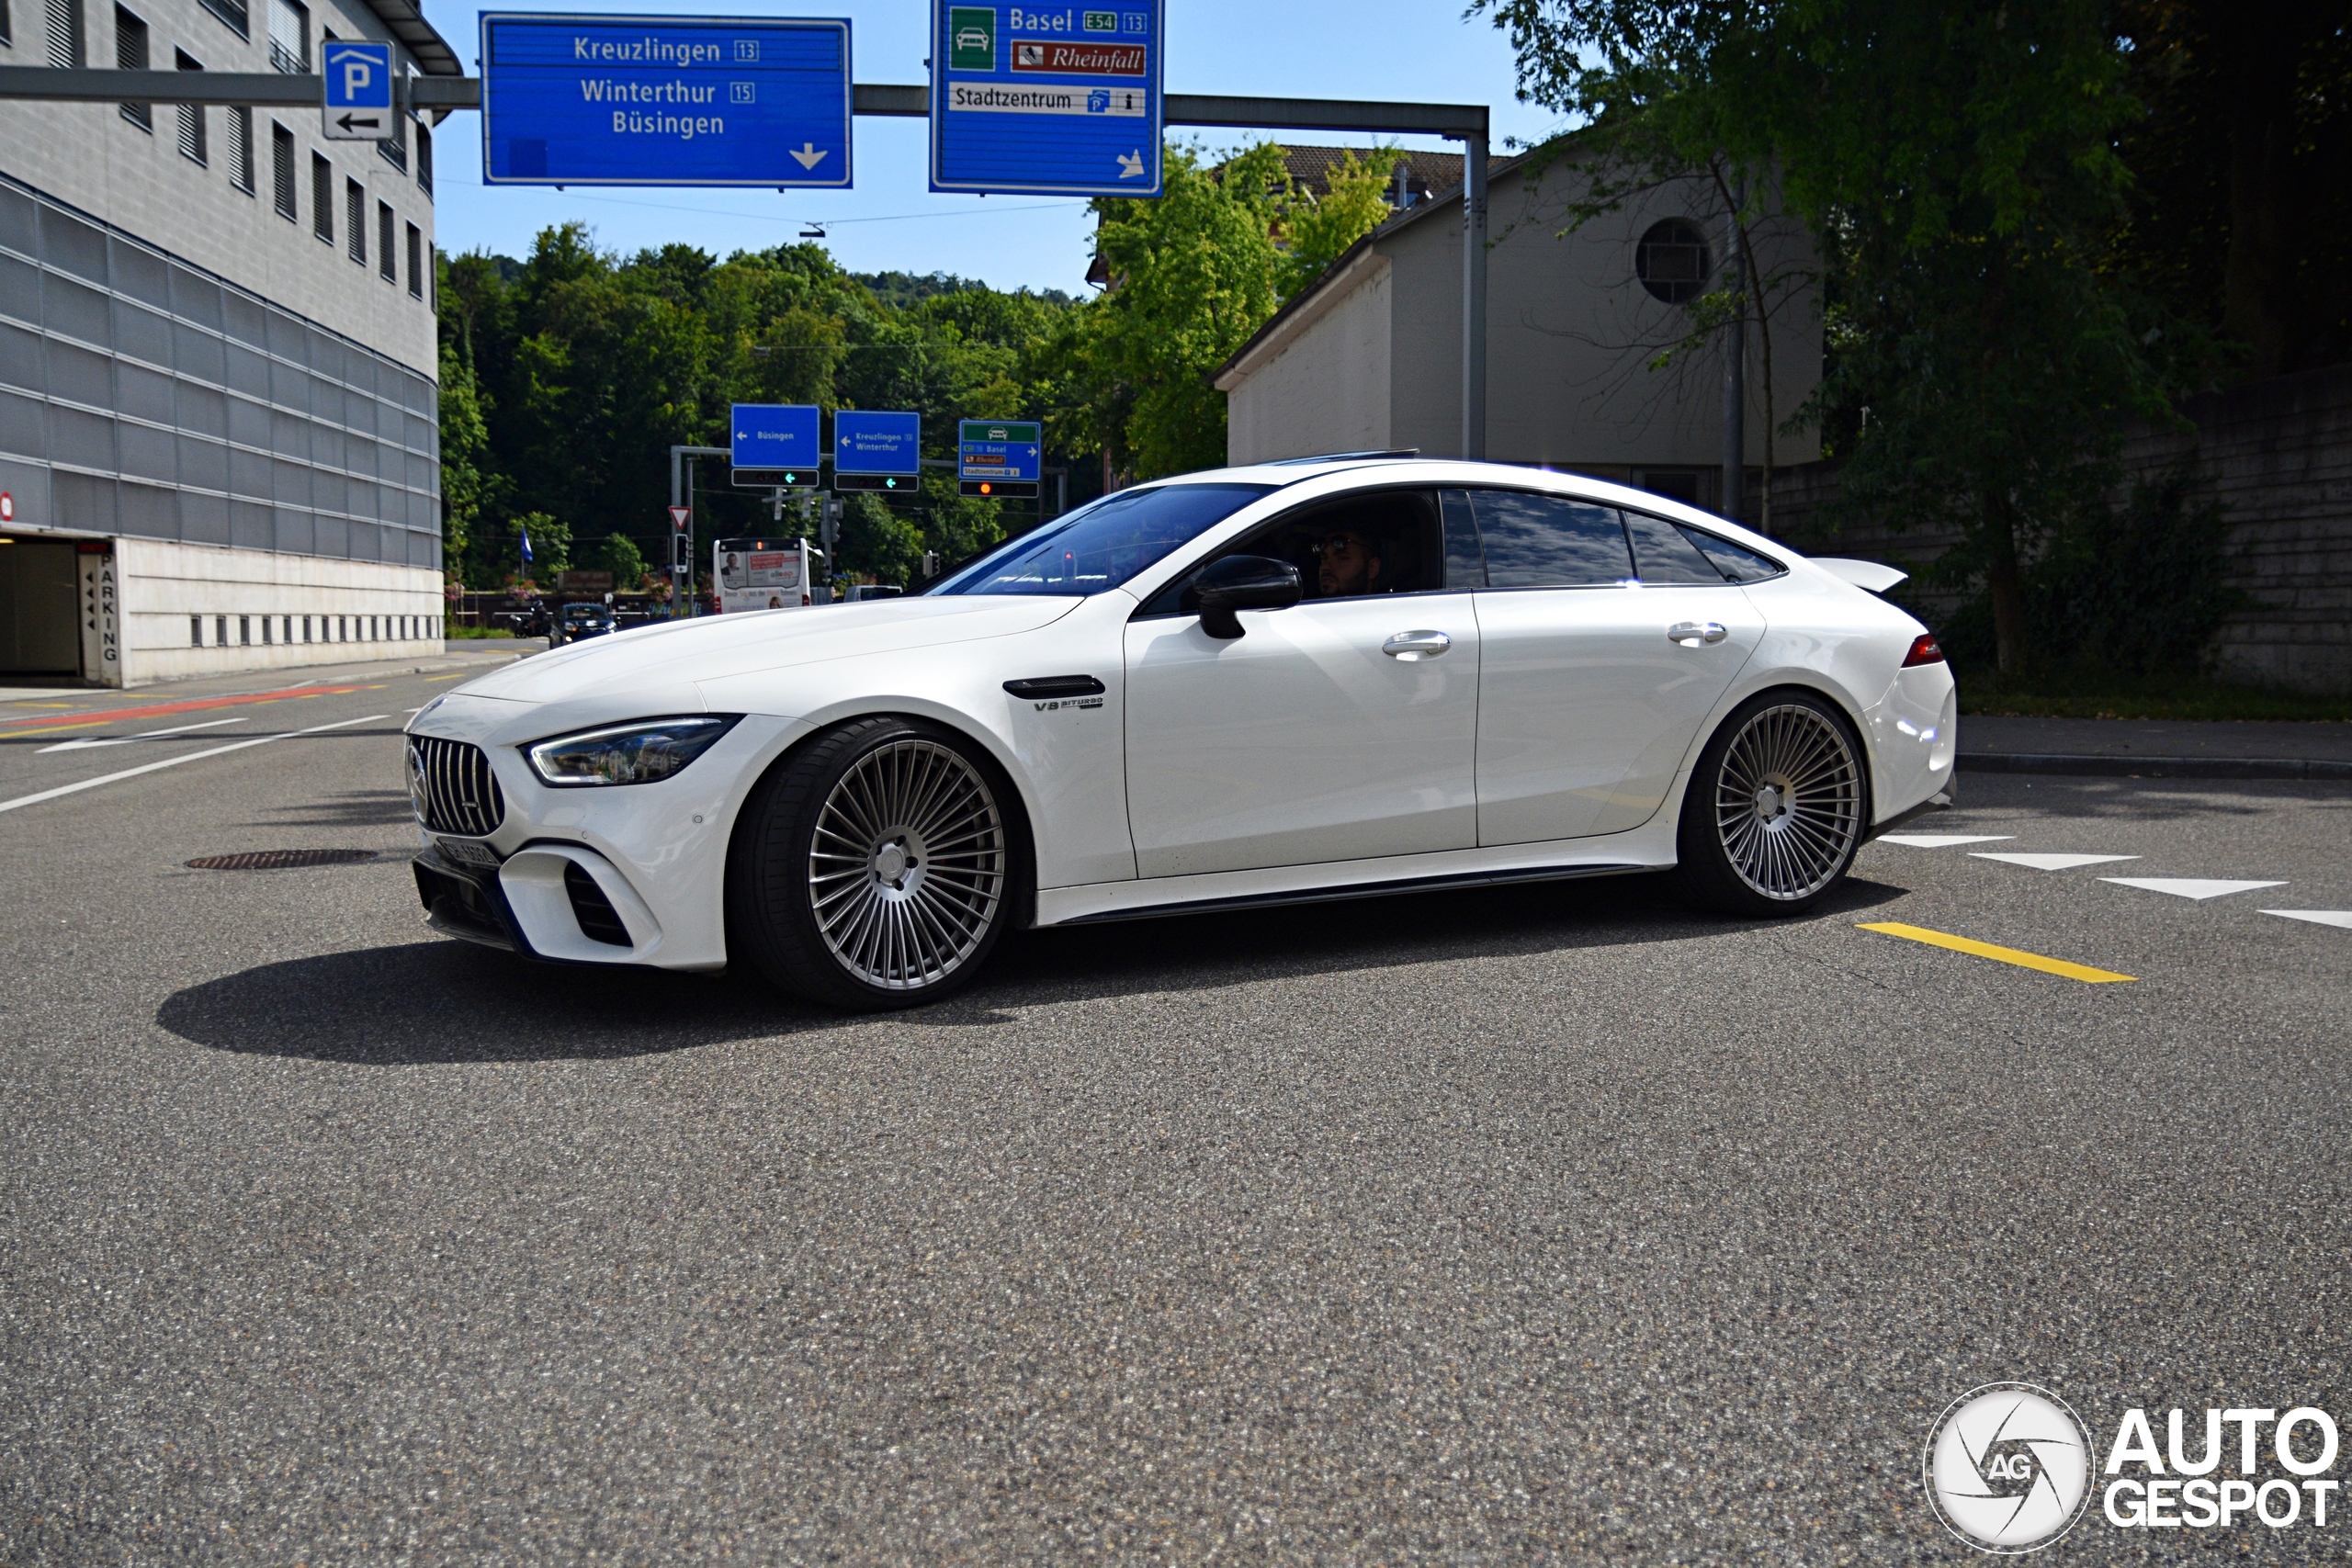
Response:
[481,14,852,187]
[321,39,394,141]
[834,410,921,492]
[732,403,822,487]
[930,1,1162,196]
[958,418,1043,497]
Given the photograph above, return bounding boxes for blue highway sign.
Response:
[321,39,393,141]
[481,14,852,187]
[959,419,1043,495]
[835,411,921,473]
[834,411,922,491]
[732,403,822,483]
[930,1,1162,197]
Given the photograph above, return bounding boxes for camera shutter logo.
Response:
[1923,1383,2092,1552]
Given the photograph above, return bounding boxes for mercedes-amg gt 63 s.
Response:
[406,457,1955,1009]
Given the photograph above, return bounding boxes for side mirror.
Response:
[1193,555,1303,639]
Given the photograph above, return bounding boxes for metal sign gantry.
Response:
[0,67,1490,458]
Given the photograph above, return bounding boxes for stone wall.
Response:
[1749,363,2352,694]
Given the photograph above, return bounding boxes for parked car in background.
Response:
[555,602,618,645]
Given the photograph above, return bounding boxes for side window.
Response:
[1623,508,1731,584]
[1678,525,1784,582]
[1142,488,1449,615]
[1465,491,1634,588]
[1439,489,1486,587]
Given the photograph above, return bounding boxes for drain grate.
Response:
[186,849,382,871]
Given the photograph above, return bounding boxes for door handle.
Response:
[1382,629,1452,660]
[1668,621,1727,647]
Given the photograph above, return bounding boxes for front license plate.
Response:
[437,836,501,868]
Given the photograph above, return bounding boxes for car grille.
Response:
[408,735,505,838]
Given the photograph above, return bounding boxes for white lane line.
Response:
[2262,910,2352,930]
[2103,877,2288,901]
[1879,834,2016,848]
[1972,852,2141,872]
[0,714,388,815]
[37,716,248,753]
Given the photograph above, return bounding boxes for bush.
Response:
[1937,464,2244,678]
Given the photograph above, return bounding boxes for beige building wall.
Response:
[1224,255,1392,465]
[119,536,444,682]
[1221,153,1825,484]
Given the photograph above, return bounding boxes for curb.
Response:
[1959,752,2352,782]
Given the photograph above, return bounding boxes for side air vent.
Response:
[408,736,505,838]
[563,862,631,946]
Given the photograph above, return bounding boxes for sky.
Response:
[416,0,1573,296]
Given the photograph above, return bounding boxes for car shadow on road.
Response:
[159,874,1909,1065]
[252,787,418,829]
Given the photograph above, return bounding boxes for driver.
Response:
[1315,528,1384,598]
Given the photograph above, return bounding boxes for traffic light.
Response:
[672,533,694,572]
[834,472,913,492]
[959,479,1040,499]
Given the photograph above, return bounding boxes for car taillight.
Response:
[1903,633,1945,667]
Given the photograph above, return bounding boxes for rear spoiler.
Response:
[1813,558,1909,594]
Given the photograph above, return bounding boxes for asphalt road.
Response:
[2,659,2347,1563]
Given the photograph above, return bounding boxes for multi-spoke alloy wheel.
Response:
[1670,693,1868,916]
[808,738,1006,989]
[729,718,1021,1010]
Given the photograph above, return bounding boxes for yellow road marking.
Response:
[424,672,469,682]
[1857,922,2136,984]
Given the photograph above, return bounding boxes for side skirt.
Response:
[1052,861,1649,927]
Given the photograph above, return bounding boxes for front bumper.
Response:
[406,703,805,972]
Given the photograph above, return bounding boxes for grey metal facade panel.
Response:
[0,173,442,559]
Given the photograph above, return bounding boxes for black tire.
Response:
[727,716,1023,1010]
[1667,689,1871,918]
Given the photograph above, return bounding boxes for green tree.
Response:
[597,532,648,588]
[1078,142,1291,478]
[512,511,570,576]
[1276,147,1397,298]
[1478,0,2173,674]
[834,495,926,586]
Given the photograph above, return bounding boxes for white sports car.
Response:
[406,457,1955,1009]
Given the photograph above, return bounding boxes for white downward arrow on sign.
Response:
[1117,150,1146,178]
[790,143,830,169]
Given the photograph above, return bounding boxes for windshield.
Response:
[926,482,1276,597]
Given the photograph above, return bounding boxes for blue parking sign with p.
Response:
[322,40,394,141]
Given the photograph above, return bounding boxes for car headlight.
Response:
[525,716,739,787]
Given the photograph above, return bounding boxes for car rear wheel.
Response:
[729,716,1018,1010]
[1668,691,1868,917]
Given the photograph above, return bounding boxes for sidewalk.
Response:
[1960,716,2352,780]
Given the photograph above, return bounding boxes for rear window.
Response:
[926,483,1275,597]
[1623,509,1731,584]
[1679,525,1784,582]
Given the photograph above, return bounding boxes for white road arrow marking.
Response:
[1971,852,2140,872]
[2102,877,2287,900]
[789,143,830,169]
[1878,834,2015,848]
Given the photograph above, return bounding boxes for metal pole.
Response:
[668,446,684,619]
[1460,131,1488,461]
[1721,194,1745,523]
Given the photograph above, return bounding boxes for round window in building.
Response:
[1635,219,1713,304]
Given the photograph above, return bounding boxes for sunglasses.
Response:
[1315,533,1373,557]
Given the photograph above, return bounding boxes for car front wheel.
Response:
[729,716,1018,1009]
[1668,691,1868,917]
